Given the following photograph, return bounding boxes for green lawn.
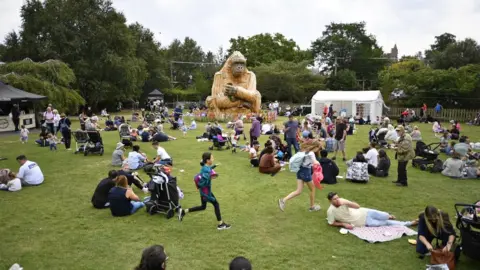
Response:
[0,117,479,270]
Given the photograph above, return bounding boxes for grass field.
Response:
[0,116,479,270]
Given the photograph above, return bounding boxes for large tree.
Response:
[0,59,84,113]
[128,23,170,100]
[228,33,312,67]
[426,37,480,69]
[253,60,325,103]
[1,0,148,108]
[165,37,206,88]
[311,22,388,87]
[378,59,480,108]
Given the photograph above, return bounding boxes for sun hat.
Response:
[395,125,405,132]
[116,142,125,150]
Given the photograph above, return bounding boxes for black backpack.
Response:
[430,159,443,173]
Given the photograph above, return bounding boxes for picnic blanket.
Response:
[347,225,417,243]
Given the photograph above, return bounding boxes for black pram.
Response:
[412,141,440,170]
[144,165,181,219]
[455,203,480,262]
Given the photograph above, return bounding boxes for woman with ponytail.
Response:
[416,206,456,257]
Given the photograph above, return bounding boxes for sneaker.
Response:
[178,209,186,221]
[309,205,321,212]
[396,182,408,187]
[278,199,286,212]
[66,148,71,151]
[342,158,346,162]
[217,223,231,230]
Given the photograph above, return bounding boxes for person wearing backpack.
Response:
[278,140,322,212]
[178,152,231,230]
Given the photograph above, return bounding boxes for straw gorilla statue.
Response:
[206,51,261,114]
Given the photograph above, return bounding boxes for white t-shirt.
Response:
[20,128,29,138]
[302,151,317,168]
[156,147,171,160]
[327,204,368,227]
[365,148,379,167]
[261,124,272,134]
[7,178,22,191]
[17,160,44,185]
[249,148,258,159]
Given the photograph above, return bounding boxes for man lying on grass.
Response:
[326,192,418,230]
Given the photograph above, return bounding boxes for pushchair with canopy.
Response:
[455,202,480,262]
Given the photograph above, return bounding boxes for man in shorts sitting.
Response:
[326,192,418,229]
[332,117,347,161]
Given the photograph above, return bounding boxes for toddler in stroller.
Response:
[208,127,231,150]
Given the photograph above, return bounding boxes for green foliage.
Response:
[1,0,149,108]
[326,69,360,90]
[425,33,480,69]
[379,59,480,108]
[228,33,312,67]
[0,59,84,113]
[311,22,388,84]
[254,60,325,103]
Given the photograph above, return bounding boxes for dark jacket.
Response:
[376,157,391,177]
[317,157,339,184]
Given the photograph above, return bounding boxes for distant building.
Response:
[385,44,398,61]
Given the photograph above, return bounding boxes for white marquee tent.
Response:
[311,90,385,120]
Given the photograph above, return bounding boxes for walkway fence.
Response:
[388,107,479,122]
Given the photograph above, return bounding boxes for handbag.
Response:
[431,249,455,270]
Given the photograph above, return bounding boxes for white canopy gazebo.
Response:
[311,90,385,121]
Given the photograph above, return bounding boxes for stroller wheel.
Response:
[226,146,230,150]
[100,148,104,156]
[166,209,174,219]
[84,151,88,156]
[208,146,213,150]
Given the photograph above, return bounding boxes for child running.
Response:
[20,125,29,144]
[278,140,322,212]
[178,152,231,230]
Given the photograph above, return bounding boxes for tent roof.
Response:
[0,81,47,102]
[312,90,383,102]
[148,89,163,96]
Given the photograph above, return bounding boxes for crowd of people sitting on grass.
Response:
[4,103,480,270]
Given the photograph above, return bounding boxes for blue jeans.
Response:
[130,201,145,214]
[50,143,57,151]
[365,209,412,227]
[286,137,299,157]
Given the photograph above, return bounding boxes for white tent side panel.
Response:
[310,90,384,121]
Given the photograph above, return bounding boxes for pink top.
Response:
[44,111,54,123]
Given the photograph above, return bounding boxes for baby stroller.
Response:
[412,141,440,170]
[455,203,480,261]
[208,127,231,150]
[118,123,132,146]
[73,130,89,154]
[375,129,388,148]
[84,131,105,156]
[144,164,181,219]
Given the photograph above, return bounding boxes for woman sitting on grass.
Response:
[249,141,260,167]
[416,206,456,258]
[375,150,391,177]
[441,152,464,178]
[134,245,168,270]
[108,175,145,217]
[259,146,282,176]
[410,126,422,141]
[432,121,444,133]
[439,132,450,152]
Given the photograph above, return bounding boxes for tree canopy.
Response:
[0,59,84,113]
[1,2,480,108]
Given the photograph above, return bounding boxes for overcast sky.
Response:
[1,0,480,57]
